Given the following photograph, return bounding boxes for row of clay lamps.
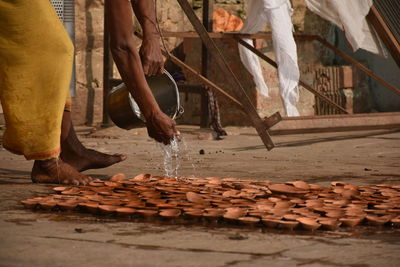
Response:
[21,173,400,231]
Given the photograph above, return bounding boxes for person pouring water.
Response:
[0,0,178,185]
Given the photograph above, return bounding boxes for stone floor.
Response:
[1,125,400,267]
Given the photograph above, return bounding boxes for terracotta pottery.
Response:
[339,217,363,227]
[133,173,152,181]
[283,214,300,221]
[291,181,310,190]
[53,186,69,193]
[89,181,105,187]
[390,217,400,227]
[98,205,118,215]
[116,207,136,216]
[238,216,260,226]
[319,219,342,230]
[186,192,205,203]
[274,201,292,209]
[136,209,158,217]
[278,220,299,230]
[268,184,308,194]
[331,181,348,187]
[159,209,181,218]
[20,199,38,209]
[341,189,360,199]
[261,218,280,228]
[296,217,321,231]
[39,200,58,211]
[58,201,78,212]
[79,202,99,214]
[110,173,126,182]
[104,181,122,187]
[224,207,246,220]
[325,211,344,218]
[366,215,390,226]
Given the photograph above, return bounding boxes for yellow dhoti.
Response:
[0,0,73,160]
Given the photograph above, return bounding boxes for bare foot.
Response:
[61,149,127,172]
[60,110,127,172]
[31,158,93,185]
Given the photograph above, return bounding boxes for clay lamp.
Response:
[318,219,342,230]
[339,217,363,227]
[283,214,300,221]
[238,216,260,226]
[61,188,81,195]
[133,173,152,181]
[98,205,118,215]
[110,173,126,182]
[268,184,308,194]
[261,217,281,228]
[388,209,400,214]
[58,201,78,212]
[184,210,204,220]
[286,181,310,190]
[104,181,122,187]
[78,202,98,214]
[333,188,345,194]
[390,217,400,227]
[186,192,206,204]
[159,208,181,218]
[136,209,158,218]
[274,201,292,209]
[331,199,350,206]
[325,210,344,218]
[89,180,105,187]
[53,186,69,193]
[39,200,59,211]
[341,189,360,199]
[99,199,123,206]
[20,199,39,209]
[116,207,136,217]
[331,181,348,187]
[156,202,178,209]
[145,199,166,207]
[278,220,299,230]
[296,217,321,231]
[366,215,390,226]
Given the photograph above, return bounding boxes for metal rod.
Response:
[177,0,275,150]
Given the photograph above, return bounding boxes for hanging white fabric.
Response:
[239,0,300,116]
[305,0,386,56]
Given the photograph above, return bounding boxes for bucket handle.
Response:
[173,106,185,120]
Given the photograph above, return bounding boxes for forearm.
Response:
[131,0,159,40]
[111,44,161,118]
[105,0,160,118]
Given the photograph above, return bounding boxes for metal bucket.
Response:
[107,70,183,130]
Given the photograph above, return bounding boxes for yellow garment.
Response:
[0,0,73,160]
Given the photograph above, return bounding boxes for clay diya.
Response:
[110,173,126,182]
[390,217,400,227]
[318,219,342,230]
[278,220,299,230]
[238,216,260,226]
[296,217,321,231]
[268,184,308,194]
[261,217,281,228]
[133,173,152,181]
[339,217,364,227]
[366,215,390,226]
[116,207,136,217]
[135,209,158,218]
[98,205,118,215]
[57,201,78,212]
[53,186,69,193]
[39,200,58,211]
[186,192,206,203]
[159,209,181,218]
[20,199,39,209]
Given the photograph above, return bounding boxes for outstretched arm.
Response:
[105,0,176,144]
[131,0,164,76]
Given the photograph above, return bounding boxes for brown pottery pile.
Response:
[21,173,400,231]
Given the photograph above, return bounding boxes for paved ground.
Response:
[1,125,400,267]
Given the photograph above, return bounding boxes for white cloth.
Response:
[239,0,300,116]
[305,0,386,56]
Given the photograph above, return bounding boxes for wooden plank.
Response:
[269,112,400,135]
[236,37,349,114]
[367,5,400,68]
[176,0,275,150]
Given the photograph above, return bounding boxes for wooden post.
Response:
[200,0,214,128]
